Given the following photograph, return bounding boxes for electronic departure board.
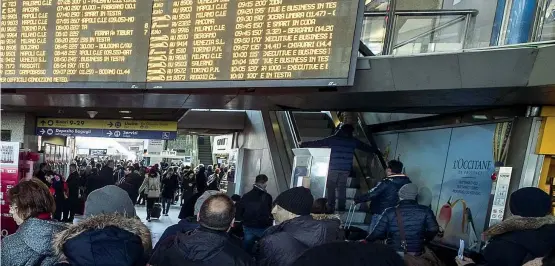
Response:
[0,0,363,89]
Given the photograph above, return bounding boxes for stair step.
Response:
[296,119,332,129]
[293,112,330,120]
[298,128,333,139]
[337,210,367,224]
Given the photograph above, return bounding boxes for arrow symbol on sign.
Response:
[40,121,46,126]
[40,129,45,135]
[107,131,113,137]
[108,122,113,127]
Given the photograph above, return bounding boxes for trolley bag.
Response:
[151,203,162,219]
[343,203,368,241]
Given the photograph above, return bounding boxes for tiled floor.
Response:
[135,204,182,246]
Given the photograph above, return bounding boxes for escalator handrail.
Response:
[356,112,387,170]
[284,111,300,149]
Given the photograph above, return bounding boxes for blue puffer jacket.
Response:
[299,127,376,172]
[366,200,439,253]
[355,175,411,214]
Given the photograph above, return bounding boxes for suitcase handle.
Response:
[344,202,357,229]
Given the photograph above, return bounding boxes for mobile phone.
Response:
[458,239,465,260]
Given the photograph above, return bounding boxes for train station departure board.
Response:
[0,0,363,89]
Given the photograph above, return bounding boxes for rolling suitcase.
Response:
[151,203,162,219]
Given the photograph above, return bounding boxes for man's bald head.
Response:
[198,194,235,231]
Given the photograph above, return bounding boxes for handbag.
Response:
[395,208,444,266]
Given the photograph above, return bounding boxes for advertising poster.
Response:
[1,142,20,238]
[375,123,500,250]
[436,124,496,250]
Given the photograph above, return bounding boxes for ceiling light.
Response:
[122,116,133,119]
[119,110,132,114]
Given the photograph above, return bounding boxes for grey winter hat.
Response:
[85,185,136,217]
[398,183,418,201]
[195,190,222,215]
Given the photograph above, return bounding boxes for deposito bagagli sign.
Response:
[36,118,177,140]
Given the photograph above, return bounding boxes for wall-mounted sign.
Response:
[488,167,512,227]
[213,135,233,153]
[36,118,177,140]
[147,140,164,155]
[89,149,108,156]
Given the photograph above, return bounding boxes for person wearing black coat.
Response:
[64,164,81,222]
[366,184,439,254]
[196,165,207,194]
[86,160,115,194]
[354,160,411,230]
[161,169,179,215]
[236,174,273,253]
[456,187,555,266]
[150,194,253,266]
[255,187,339,266]
[118,166,143,204]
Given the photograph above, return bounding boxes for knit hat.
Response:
[195,190,222,215]
[292,242,405,266]
[509,187,551,217]
[274,187,314,216]
[398,183,418,201]
[84,185,136,217]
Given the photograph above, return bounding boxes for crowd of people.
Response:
[2,154,555,266]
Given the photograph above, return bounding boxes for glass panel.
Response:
[366,0,389,11]
[361,16,387,55]
[392,15,466,55]
[540,0,555,41]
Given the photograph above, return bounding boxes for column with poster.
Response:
[1,142,20,238]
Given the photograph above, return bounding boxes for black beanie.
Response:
[274,187,314,216]
[292,242,405,266]
[510,187,551,217]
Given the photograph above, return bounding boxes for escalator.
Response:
[276,111,388,230]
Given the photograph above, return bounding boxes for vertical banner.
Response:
[1,142,20,238]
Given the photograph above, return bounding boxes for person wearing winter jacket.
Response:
[456,187,555,266]
[255,187,339,266]
[149,194,254,266]
[206,168,221,191]
[196,165,208,194]
[139,170,161,221]
[236,174,273,253]
[161,168,179,215]
[53,185,151,266]
[300,124,377,211]
[1,180,68,266]
[354,160,411,230]
[365,183,439,255]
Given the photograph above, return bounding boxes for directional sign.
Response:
[36,127,177,140]
[37,118,177,131]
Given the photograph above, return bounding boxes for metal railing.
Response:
[363,7,479,55]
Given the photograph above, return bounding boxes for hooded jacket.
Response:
[256,215,338,266]
[1,218,67,266]
[310,213,343,242]
[479,216,555,266]
[53,214,152,266]
[365,200,439,253]
[355,175,411,215]
[149,227,254,266]
[299,127,376,172]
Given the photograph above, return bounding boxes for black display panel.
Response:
[0,0,362,89]
[0,0,152,88]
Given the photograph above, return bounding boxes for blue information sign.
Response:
[36,127,176,140]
